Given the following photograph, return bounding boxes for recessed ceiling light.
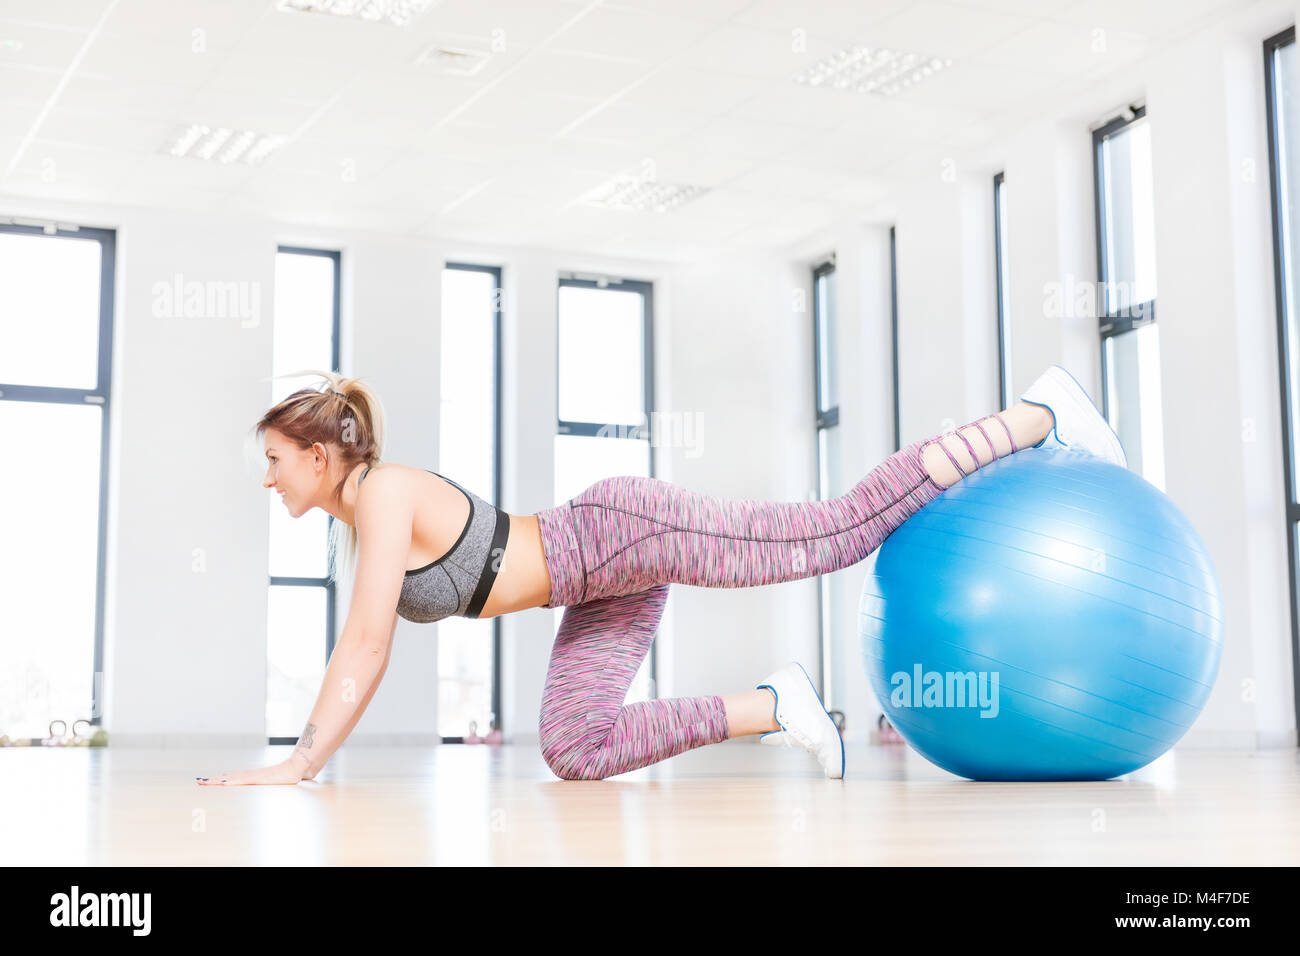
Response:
[582,176,710,213]
[163,125,287,165]
[275,0,438,27]
[793,47,954,96]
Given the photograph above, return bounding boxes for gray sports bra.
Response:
[358,466,510,623]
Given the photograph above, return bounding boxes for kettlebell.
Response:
[70,719,92,747]
[44,719,69,747]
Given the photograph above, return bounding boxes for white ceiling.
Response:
[0,0,1257,260]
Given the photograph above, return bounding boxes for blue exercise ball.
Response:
[859,444,1223,781]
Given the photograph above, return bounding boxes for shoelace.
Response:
[773,715,819,757]
[773,728,838,777]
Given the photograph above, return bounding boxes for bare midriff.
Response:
[475,513,552,618]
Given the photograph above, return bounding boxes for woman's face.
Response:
[262,427,317,518]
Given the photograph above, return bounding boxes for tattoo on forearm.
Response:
[289,722,317,768]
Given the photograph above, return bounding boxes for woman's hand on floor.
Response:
[195,759,305,786]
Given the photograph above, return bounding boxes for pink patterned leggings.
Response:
[533,413,1019,780]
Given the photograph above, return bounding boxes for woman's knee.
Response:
[540,738,604,781]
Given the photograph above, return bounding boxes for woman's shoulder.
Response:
[358,463,464,500]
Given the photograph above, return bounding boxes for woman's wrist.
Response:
[287,749,313,779]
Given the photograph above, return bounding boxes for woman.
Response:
[196,364,1124,786]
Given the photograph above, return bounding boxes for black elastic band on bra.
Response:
[464,507,510,619]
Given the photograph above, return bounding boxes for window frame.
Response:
[994,170,1012,411]
[811,256,843,723]
[1263,24,1300,735]
[1091,103,1157,422]
[441,260,504,738]
[0,218,116,730]
[889,224,901,452]
[554,273,656,681]
[267,244,341,746]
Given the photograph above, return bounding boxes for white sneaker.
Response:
[755,662,845,779]
[1020,364,1128,468]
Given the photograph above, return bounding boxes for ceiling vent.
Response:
[414,44,491,76]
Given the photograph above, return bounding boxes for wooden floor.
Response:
[4,738,1297,865]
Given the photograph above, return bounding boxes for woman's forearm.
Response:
[289,639,388,776]
[300,645,390,777]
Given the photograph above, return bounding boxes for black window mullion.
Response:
[811,257,840,722]
[994,171,1009,411]
[1263,25,1300,742]
[442,261,504,735]
[889,225,900,453]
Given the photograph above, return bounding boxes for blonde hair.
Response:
[251,370,387,587]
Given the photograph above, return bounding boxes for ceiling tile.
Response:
[558,101,714,152]
[0,20,97,71]
[854,0,1041,59]
[616,67,761,117]
[0,63,63,104]
[729,76,893,130]
[602,0,757,22]
[1052,0,1243,41]
[731,0,916,37]
[53,73,194,121]
[0,0,127,31]
[669,21,834,81]
[35,108,178,154]
[443,84,606,137]
[5,140,139,197]
[410,0,610,49]
[545,4,721,62]
[78,31,228,86]
[506,48,652,100]
[971,18,1149,75]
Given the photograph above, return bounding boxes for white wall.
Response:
[652,254,819,721]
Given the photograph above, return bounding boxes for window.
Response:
[555,275,656,702]
[890,224,901,451]
[0,221,115,739]
[438,263,502,740]
[1093,104,1166,490]
[1264,25,1300,733]
[994,171,1013,410]
[266,246,340,743]
[812,258,842,715]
